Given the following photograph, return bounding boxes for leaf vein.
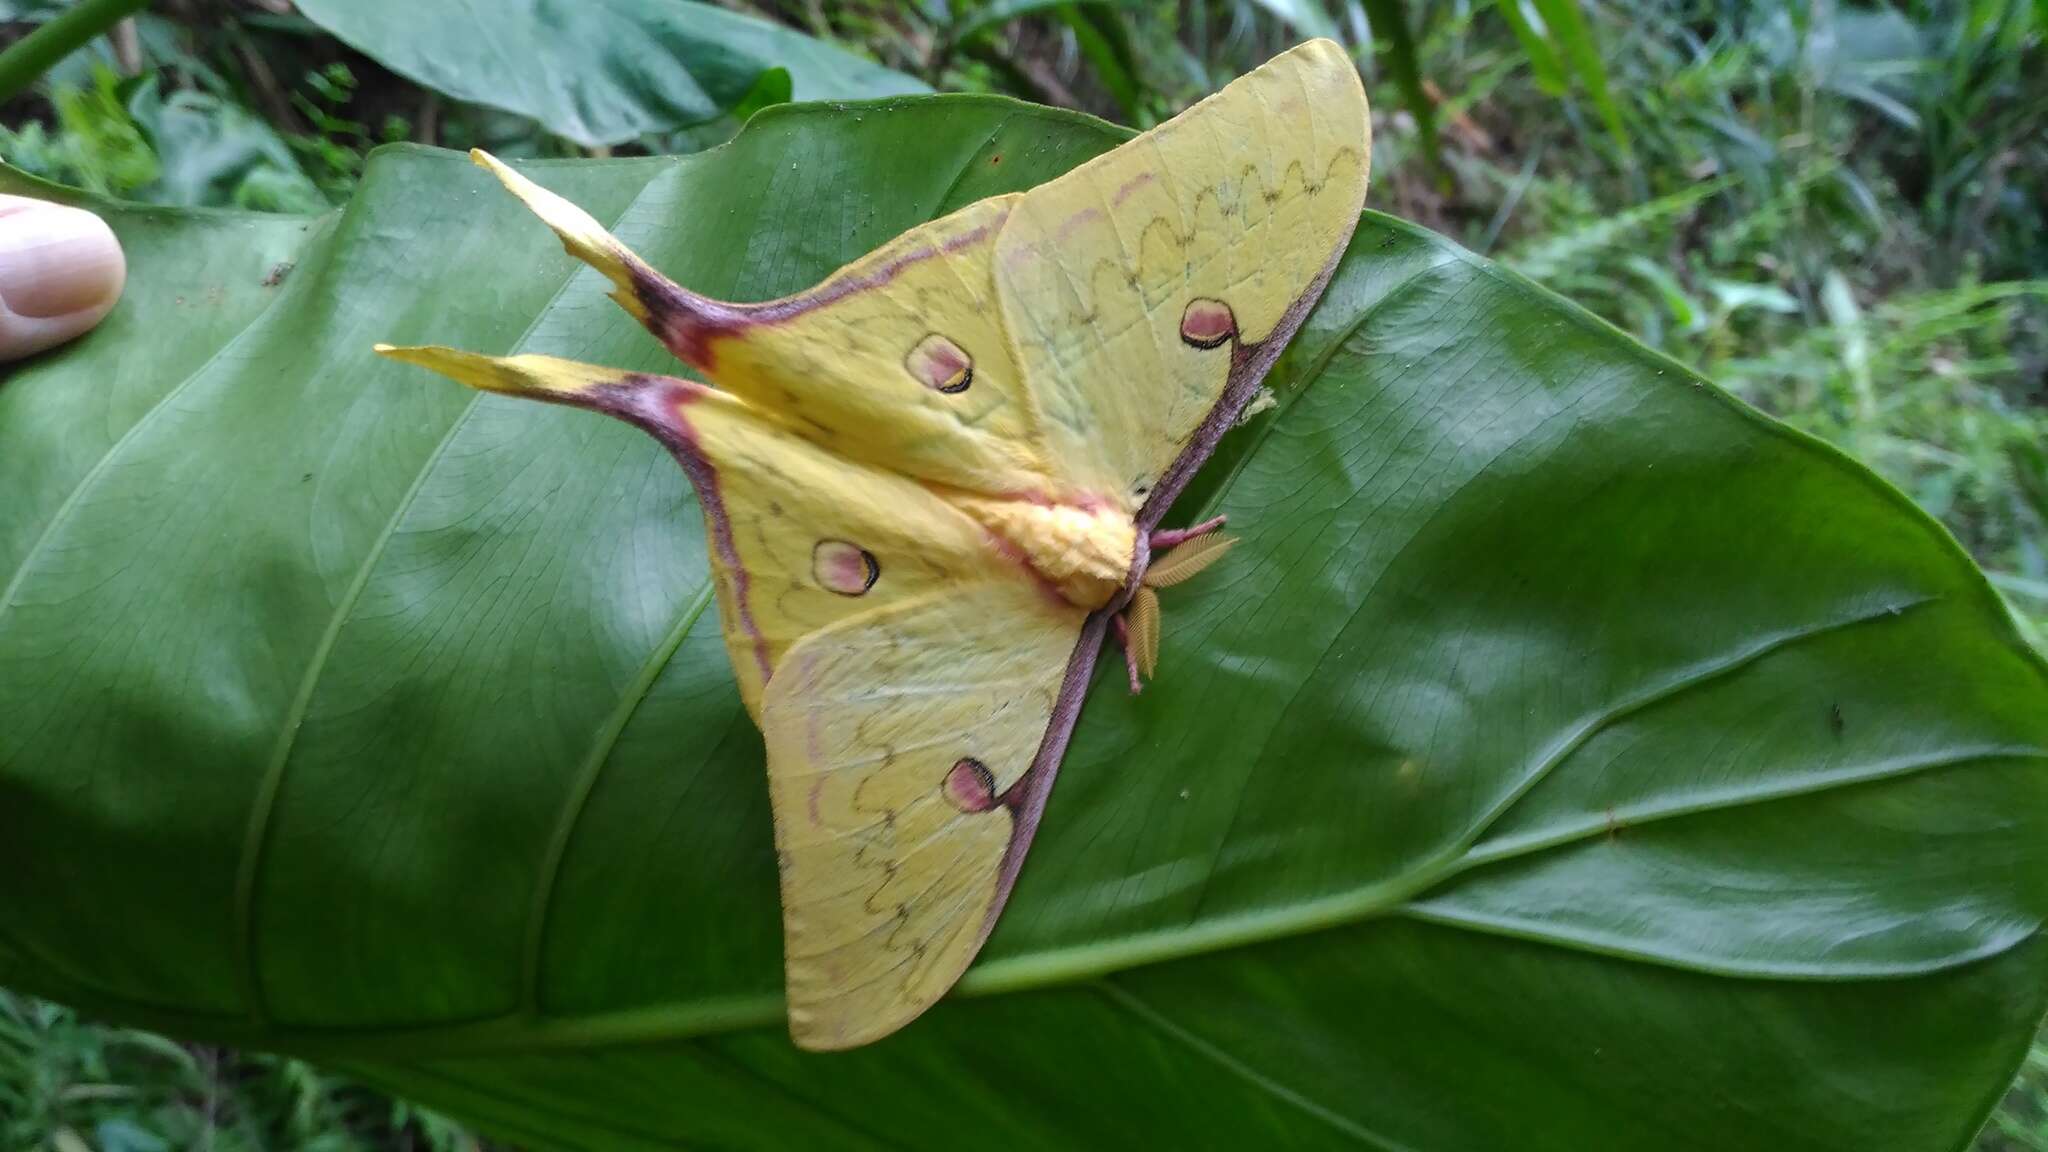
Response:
[520,578,717,1014]
[1454,595,1941,852]
[1454,742,2048,872]
[231,169,669,1025]
[1093,979,1416,1151]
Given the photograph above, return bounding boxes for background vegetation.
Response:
[1,0,2042,1148]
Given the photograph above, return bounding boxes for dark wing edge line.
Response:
[979,609,1113,952]
[1135,230,1355,536]
[969,200,1362,961]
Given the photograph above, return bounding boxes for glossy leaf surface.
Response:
[2,93,2044,1151]
[293,0,927,146]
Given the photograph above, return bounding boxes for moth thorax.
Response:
[954,495,1138,610]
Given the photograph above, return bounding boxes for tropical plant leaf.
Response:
[3,90,2046,1152]
[291,0,927,147]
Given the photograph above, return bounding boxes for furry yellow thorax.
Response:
[951,494,1137,609]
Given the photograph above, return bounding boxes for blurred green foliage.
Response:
[1,0,2043,1148]
[0,995,478,1151]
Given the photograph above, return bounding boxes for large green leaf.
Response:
[291,0,927,146]
[3,92,2046,1151]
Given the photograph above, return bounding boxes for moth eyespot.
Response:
[1180,298,1237,349]
[942,757,997,813]
[905,333,973,394]
[812,539,879,596]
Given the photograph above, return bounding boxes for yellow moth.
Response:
[378,40,1370,1050]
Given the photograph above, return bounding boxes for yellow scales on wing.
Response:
[379,39,1370,1050]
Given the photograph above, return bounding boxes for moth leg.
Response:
[1112,615,1144,695]
[1149,514,1227,551]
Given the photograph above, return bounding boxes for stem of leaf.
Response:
[0,0,152,103]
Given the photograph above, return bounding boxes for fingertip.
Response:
[0,195,127,362]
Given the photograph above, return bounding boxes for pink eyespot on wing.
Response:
[1180,298,1237,349]
[942,758,997,813]
[905,333,973,394]
[812,539,879,596]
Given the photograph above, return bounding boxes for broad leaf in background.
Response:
[121,74,330,212]
[291,0,927,147]
[2,92,2046,1151]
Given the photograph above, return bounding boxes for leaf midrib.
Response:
[48,589,1991,1059]
[18,720,2027,1063]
